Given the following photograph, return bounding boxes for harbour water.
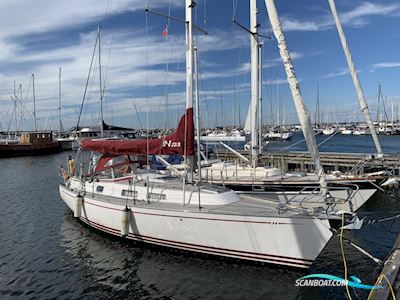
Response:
[225,131,400,154]
[1,135,400,299]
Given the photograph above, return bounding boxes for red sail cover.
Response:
[81,108,194,156]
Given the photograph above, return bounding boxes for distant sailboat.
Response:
[0,74,61,157]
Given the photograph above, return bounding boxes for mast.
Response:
[32,74,37,132]
[332,79,337,124]
[58,67,62,138]
[377,82,381,123]
[328,0,382,157]
[185,0,194,182]
[258,42,263,155]
[18,84,23,131]
[220,91,223,127]
[316,83,320,128]
[250,0,259,168]
[98,26,104,138]
[276,74,279,128]
[264,0,327,195]
[13,81,17,133]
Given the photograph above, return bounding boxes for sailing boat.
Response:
[57,29,135,150]
[0,74,61,157]
[59,0,359,269]
[263,76,292,141]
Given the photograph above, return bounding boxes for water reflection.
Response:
[60,214,308,299]
[59,190,400,299]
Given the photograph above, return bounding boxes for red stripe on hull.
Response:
[78,216,312,268]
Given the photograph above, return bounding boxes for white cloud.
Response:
[280,1,400,32]
[322,67,363,79]
[340,2,400,25]
[281,19,322,32]
[0,0,180,40]
[0,25,252,130]
[322,68,349,78]
[372,62,400,69]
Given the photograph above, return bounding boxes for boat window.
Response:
[148,193,167,200]
[96,186,104,193]
[121,190,138,198]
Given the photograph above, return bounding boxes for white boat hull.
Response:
[60,184,333,268]
[198,136,246,142]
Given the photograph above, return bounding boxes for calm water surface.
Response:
[214,132,400,158]
[1,135,400,299]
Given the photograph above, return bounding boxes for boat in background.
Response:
[264,130,292,141]
[322,127,335,135]
[57,121,135,150]
[353,130,366,135]
[340,127,353,135]
[200,128,245,142]
[0,131,60,157]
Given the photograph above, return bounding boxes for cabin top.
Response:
[20,132,53,145]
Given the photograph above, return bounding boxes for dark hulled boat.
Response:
[0,132,61,158]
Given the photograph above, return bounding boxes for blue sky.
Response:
[0,0,399,131]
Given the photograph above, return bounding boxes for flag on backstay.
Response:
[161,25,168,38]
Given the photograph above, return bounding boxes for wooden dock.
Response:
[369,233,400,299]
[213,149,400,176]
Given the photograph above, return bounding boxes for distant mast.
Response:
[32,73,37,132]
[258,43,263,155]
[315,83,320,128]
[58,67,62,138]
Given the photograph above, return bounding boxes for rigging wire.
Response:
[43,87,58,130]
[83,50,100,126]
[203,0,207,25]
[145,8,150,169]
[232,0,239,21]
[76,31,100,130]
[162,0,172,130]
[102,0,121,106]
[76,0,118,130]
[232,0,245,127]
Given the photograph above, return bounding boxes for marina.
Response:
[1,0,400,299]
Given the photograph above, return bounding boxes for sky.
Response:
[0,0,399,131]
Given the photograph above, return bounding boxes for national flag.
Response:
[161,25,168,38]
